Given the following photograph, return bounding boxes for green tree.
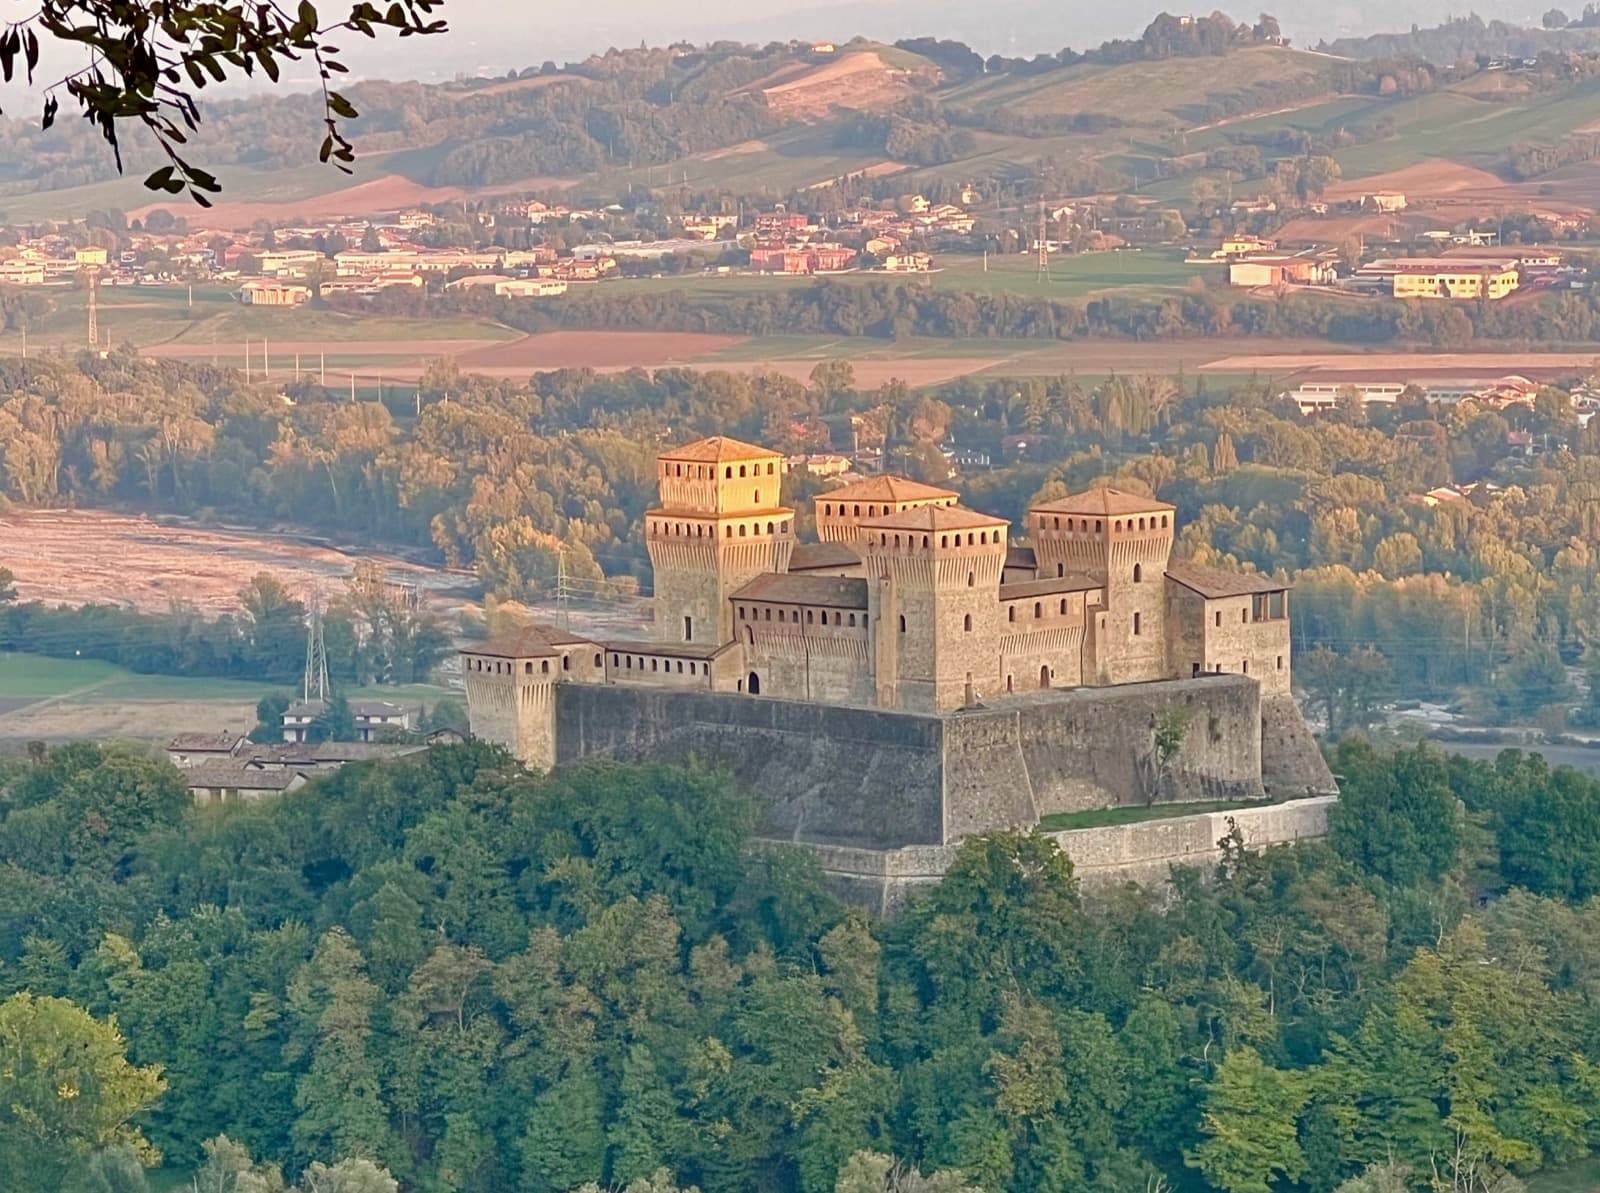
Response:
[1186,1047,1309,1193]
[0,994,166,1189]
[519,1071,605,1193]
[1329,741,1461,886]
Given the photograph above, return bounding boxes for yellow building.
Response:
[1388,259,1519,300]
[462,435,1300,768]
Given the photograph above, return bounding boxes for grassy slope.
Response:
[0,653,456,706]
[1039,796,1281,831]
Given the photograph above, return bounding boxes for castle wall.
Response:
[942,675,1264,829]
[463,668,556,770]
[553,684,947,849]
[793,794,1336,914]
[1260,694,1338,796]
[746,630,877,706]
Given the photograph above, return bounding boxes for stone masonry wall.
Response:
[554,684,946,849]
[942,675,1264,834]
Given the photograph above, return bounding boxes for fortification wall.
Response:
[1260,694,1338,796]
[553,684,945,849]
[795,795,1336,914]
[942,676,1264,833]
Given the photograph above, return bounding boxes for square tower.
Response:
[1027,488,1175,684]
[861,504,1009,712]
[814,475,960,545]
[646,436,795,646]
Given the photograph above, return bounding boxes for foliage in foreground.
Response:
[2,740,1600,1192]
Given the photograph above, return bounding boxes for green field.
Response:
[0,653,122,701]
[0,652,457,709]
[1039,796,1279,832]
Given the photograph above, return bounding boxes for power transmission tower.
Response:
[303,589,329,707]
[1036,197,1051,280]
[85,265,99,348]
[556,547,571,628]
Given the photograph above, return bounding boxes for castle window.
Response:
[1277,656,1284,671]
[754,490,760,504]
[923,535,930,548]
[821,611,828,625]
[763,608,771,620]
[524,661,533,675]
[689,662,697,674]
[824,504,832,516]
[1095,520,1102,532]
[848,613,856,626]
[541,660,550,674]
[1133,612,1142,635]
[1057,564,1064,577]
[894,535,902,548]
[625,656,633,669]
[1133,563,1142,583]
[739,524,746,537]
[782,521,790,533]
[1162,515,1169,528]
[967,571,974,587]
[1059,599,1068,614]
[1053,517,1060,530]
[612,654,620,667]
[651,659,658,671]
[594,653,602,668]
[778,609,786,622]
[1242,609,1248,624]
[1139,517,1146,530]
[1034,602,1042,619]
[726,526,733,538]
[739,607,746,620]
[1114,520,1122,532]
[726,467,732,479]
[899,615,906,633]
[806,610,814,624]
[739,465,747,477]
[1215,611,1222,628]
[767,463,775,474]
[1242,659,1249,674]
[677,660,684,672]
[854,504,861,516]
[1008,607,1016,623]
[963,613,972,631]
[562,655,570,671]
[685,615,694,640]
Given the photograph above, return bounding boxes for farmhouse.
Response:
[1228,257,1334,288]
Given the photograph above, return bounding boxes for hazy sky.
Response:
[276,0,1556,82]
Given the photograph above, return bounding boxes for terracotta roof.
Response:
[788,542,862,571]
[661,435,780,463]
[601,638,724,660]
[859,504,1008,533]
[467,624,594,658]
[998,574,1103,599]
[241,741,426,766]
[733,574,869,608]
[168,731,246,752]
[1030,486,1174,517]
[819,474,958,504]
[1166,561,1288,599]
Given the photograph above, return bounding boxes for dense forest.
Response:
[5,737,1600,1192]
[2,351,1598,727]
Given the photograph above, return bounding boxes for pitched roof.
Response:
[467,624,595,659]
[600,638,724,660]
[788,541,862,571]
[819,474,958,504]
[661,435,780,464]
[1030,486,1175,517]
[1165,561,1288,599]
[859,504,1008,533]
[350,700,407,717]
[184,763,308,792]
[732,574,870,609]
[168,731,246,752]
[1005,545,1037,570]
[998,574,1103,599]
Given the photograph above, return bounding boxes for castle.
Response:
[462,435,1334,905]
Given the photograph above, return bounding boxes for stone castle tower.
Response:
[1028,489,1175,684]
[863,504,1009,712]
[645,437,795,646]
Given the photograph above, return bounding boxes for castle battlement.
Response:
[461,435,1336,895]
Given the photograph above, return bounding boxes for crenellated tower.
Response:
[862,504,1008,712]
[646,436,795,646]
[814,475,959,545]
[1028,487,1174,684]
